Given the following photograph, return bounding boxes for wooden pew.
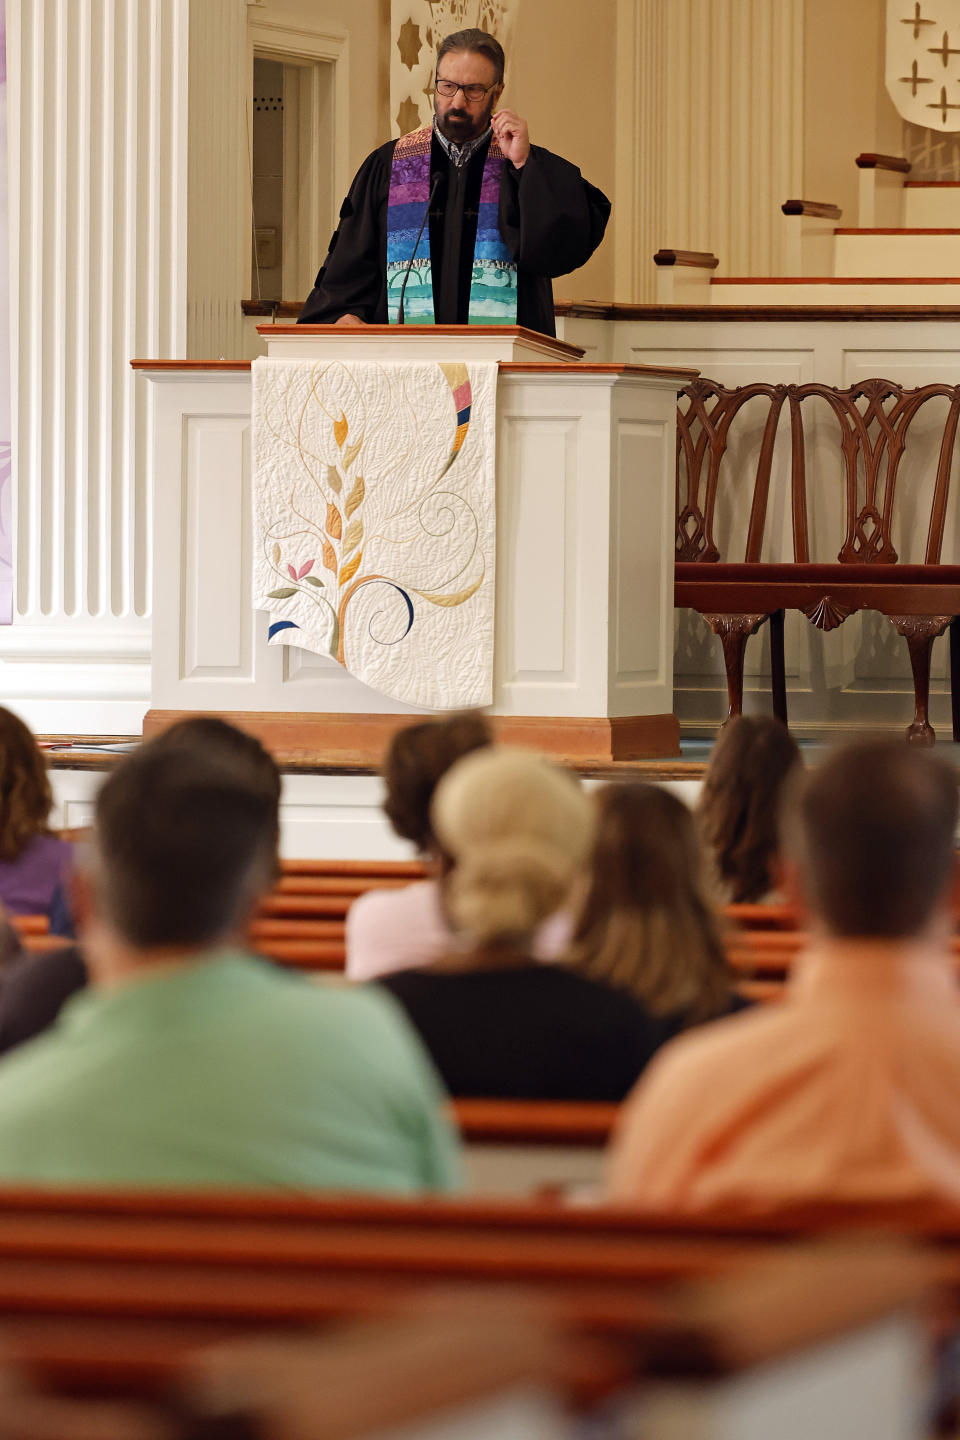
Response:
[0,1185,936,1423]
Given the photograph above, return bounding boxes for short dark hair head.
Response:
[93,719,281,949]
[436,29,505,85]
[699,715,802,902]
[381,712,493,853]
[783,740,958,939]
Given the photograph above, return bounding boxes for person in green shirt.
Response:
[0,719,460,1192]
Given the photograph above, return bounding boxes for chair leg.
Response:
[951,617,960,743]
[888,614,952,745]
[769,609,788,726]
[703,612,768,725]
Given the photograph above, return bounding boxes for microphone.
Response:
[397,174,441,324]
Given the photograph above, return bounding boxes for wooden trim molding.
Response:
[855,153,911,173]
[242,300,303,318]
[131,359,252,371]
[835,227,960,236]
[143,710,681,764]
[652,249,720,269]
[781,200,842,218]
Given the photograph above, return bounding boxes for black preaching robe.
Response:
[298,134,610,338]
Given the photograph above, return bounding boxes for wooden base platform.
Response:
[141,710,682,768]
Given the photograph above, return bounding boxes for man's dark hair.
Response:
[783,740,958,938]
[436,29,505,85]
[382,712,493,854]
[93,719,281,949]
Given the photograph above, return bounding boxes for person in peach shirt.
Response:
[606,739,960,1212]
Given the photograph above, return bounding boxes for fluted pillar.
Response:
[7,0,194,731]
[616,0,804,302]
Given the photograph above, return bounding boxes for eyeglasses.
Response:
[434,77,498,102]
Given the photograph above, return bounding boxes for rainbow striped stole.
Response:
[386,126,518,325]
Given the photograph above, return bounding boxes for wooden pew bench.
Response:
[0,1185,936,1440]
[675,377,960,740]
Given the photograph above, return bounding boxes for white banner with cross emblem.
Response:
[887,1,960,129]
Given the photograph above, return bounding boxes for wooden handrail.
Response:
[653,249,719,269]
[781,200,842,219]
[855,153,911,173]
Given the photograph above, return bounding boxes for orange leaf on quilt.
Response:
[333,413,348,447]
[322,539,337,573]
[338,551,362,586]
[326,502,342,540]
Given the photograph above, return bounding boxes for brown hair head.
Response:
[698,716,802,903]
[783,739,959,939]
[92,719,281,949]
[381,712,493,854]
[569,783,731,1023]
[0,707,54,862]
[436,29,506,84]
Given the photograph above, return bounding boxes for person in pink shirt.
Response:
[347,713,568,981]
[346,714,493,982]
[606,739,960,1212]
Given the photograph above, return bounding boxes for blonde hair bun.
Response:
[431,747,594,943]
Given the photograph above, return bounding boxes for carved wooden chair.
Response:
[674,378,790,722]
[675,377,960,742]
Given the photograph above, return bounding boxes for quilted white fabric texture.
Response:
[252,358,497,710]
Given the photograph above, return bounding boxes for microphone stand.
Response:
[397,174,441,325]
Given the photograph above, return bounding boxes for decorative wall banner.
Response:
[0,0,11,626]
[390,0,519,136]
[887,1,960,130]
[252,359,497,710]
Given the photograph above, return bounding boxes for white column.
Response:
[615,0,804,302]
[6,0,191,732]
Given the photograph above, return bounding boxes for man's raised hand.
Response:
[492,109,530,168]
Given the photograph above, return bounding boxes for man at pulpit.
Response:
[298,29,610,338]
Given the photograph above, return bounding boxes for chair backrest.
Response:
[676,379,790,563]
[787,379,960,564]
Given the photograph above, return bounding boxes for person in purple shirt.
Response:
[0,708,73,933]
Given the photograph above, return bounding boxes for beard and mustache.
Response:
[434,94,496,143]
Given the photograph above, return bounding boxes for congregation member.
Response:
[697,715,801,905]
[347,712,568,980]
[606,740,960,1211]
[568,783,745,1030]
[346,711,492,981]
[0,719,459,1190]
[0,707,74,934]
[378,748,684,1102]
[299,29,609,335]
[0,717,281,1057]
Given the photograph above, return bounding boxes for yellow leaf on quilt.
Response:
[343,438,363,472]
[322,538,337,573]
[345,476,365,519]
[415,572,483,607]
[338,551,362,586]
[343,516,363,554]
[326,502,342,540]
[326,464,342,495]
[333,413,348,447]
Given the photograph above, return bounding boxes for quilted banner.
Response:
[252,359,497,710]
